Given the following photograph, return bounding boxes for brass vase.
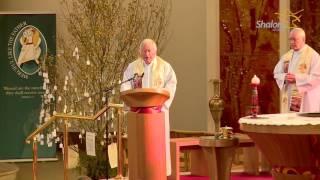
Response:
[208,79,224,135]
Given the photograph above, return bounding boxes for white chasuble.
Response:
[274,44,320,112]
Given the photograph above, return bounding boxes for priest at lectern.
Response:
[120,38,177,176]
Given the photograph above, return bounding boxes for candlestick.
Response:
[251,75,260,118]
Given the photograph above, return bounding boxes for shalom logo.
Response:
[256,9,304,32]
[256,20,280,31]
[7,23,47,79]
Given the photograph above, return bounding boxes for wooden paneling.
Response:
[291,0,320,53]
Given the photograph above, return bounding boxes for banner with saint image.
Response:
[0,13,56,160]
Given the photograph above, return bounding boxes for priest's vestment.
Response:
[274,45,320,112]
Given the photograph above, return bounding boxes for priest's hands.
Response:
[285,73,296,83]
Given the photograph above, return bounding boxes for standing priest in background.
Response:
[120,38,177,176]
[274,27,320,112]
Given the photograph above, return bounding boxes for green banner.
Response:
[0,13,56,160]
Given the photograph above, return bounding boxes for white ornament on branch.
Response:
[68,71,73,79]
[36,134,40,141]
[86,60,91,66]
[84,91,89,97]
[73,47,78,54]
[47,141,53,147]
[44,117,49,122]
[47,134,51,141]
[40,110,45,116]
[55,137,60,143]
[52,129,57,137]
[43,72,48,78]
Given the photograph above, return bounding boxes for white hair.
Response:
[139,38,158,53]
[290,27,306,40]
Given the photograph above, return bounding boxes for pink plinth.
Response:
[121,88,170,180]
[127,112,166,180]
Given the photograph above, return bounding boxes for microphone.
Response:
[118,73,139,87]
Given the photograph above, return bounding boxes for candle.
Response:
[251,75,260,85]
[250,75,260,118]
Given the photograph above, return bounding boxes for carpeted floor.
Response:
[11,151,273,180]
[181,172,272,180]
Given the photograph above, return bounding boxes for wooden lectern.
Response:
[120,88,170,180]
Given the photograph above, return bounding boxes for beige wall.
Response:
[0,0,220,132]
[163,0,208,131]
[0,1,65,35]
[161,0,220,132]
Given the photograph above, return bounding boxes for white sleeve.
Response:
[163,64,177,110]
[273,58,286,90]
[120,64,133,92]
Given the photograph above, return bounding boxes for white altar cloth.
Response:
[239,113,320,126]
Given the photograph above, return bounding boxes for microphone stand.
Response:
[104,73,139,93]
[72,74,137,179]
[74,73,137,104]
[104,74,139,179]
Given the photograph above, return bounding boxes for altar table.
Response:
[240,113,320,180]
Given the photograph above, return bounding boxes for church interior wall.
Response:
[0,0,216,132]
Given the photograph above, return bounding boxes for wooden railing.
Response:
[25,103,124,180]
